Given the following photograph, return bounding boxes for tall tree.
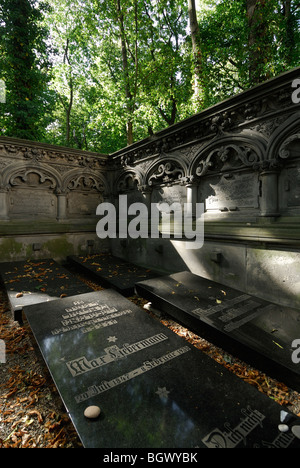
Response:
[140,0,192,128]
[281,0,299,67]
[39,0,298,153]
[115,0,138,145]
[44,0,101,148]
[188,0,203,105]
[246,0,271,84]
[0,0,52,140]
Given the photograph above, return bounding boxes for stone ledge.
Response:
[0,219,98,236]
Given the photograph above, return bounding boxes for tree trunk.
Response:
[282,0,295,65]
[63,39,73,146]
[188,0,203,104]
[246,0,269,84]
[66,77,73,145]
[116,0,134,146]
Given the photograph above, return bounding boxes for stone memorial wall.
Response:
[109,68,300,309]
[0,68,299,308]
[0,138,110,261]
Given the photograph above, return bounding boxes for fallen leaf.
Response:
[28,409,43,423]
[272,340,284,349]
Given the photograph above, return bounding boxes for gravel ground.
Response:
[1,271,300,448]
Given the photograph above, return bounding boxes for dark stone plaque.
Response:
[0,259,92,322]
[67,253,160,296]
[24,289,300,448]
[135,271,300,391]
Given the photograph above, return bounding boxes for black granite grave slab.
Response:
[0,259,92,322]
[135,271,300,391]
[67,253,160,296]
[24,289,300,448]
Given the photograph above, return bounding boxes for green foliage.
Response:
[198,0,300,106]
[0,0,298,151]
[0,0,54,140]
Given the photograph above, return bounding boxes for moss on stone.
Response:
[43,237,74,258]
[0,238,23,259]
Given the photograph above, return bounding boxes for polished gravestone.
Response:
[0,259,92,322]
[135,271,300,390]
[67,253,160,296]
[24,289,300,448]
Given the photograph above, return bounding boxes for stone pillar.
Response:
[57,192,67,221]
[139,185,152,211]
[0,189,9,220]
[184,176,198,218]
[259,169,280,217]
[138,185,153,237]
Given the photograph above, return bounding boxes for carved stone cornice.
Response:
[0,137,108,170]
[111,68,300,168]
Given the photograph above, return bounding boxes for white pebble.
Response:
[280,410,289,422]
[278,424,289,433]
[84,405,101,419]
[292,426,300,439]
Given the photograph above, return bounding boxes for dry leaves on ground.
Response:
[1,272,300,449]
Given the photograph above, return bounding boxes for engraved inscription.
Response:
[152,185,187,208]
[193,294,251,319]
[10,190,56,217]
[223,304,274,332]
[50,300,133,335]
[68,192,102,216]
[204,173,259,211]
[202,407,265,448]
[66,333,168,377]
[219,300,261,322]
[193,295,270,332]
[74,346,190,403]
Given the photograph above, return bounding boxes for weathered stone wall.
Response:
[1,68,299,308]
[109,67,300,309]
[0,137,110,261]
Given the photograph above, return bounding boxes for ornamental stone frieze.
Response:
[0,137,109,221]
[111,68,300,221]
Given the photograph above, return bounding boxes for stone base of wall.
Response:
[110,236,300,310]
[0,227,108,263]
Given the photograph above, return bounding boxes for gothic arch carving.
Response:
[114,168,144,194]
[2,164,62,191]
[62,169,108,195]
[144,156,187,187]
[189,133,267,178]
[266,111,300,163]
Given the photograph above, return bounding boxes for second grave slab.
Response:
[135,271,300,391]
[0,259,92,322]
[67,253,160,296]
